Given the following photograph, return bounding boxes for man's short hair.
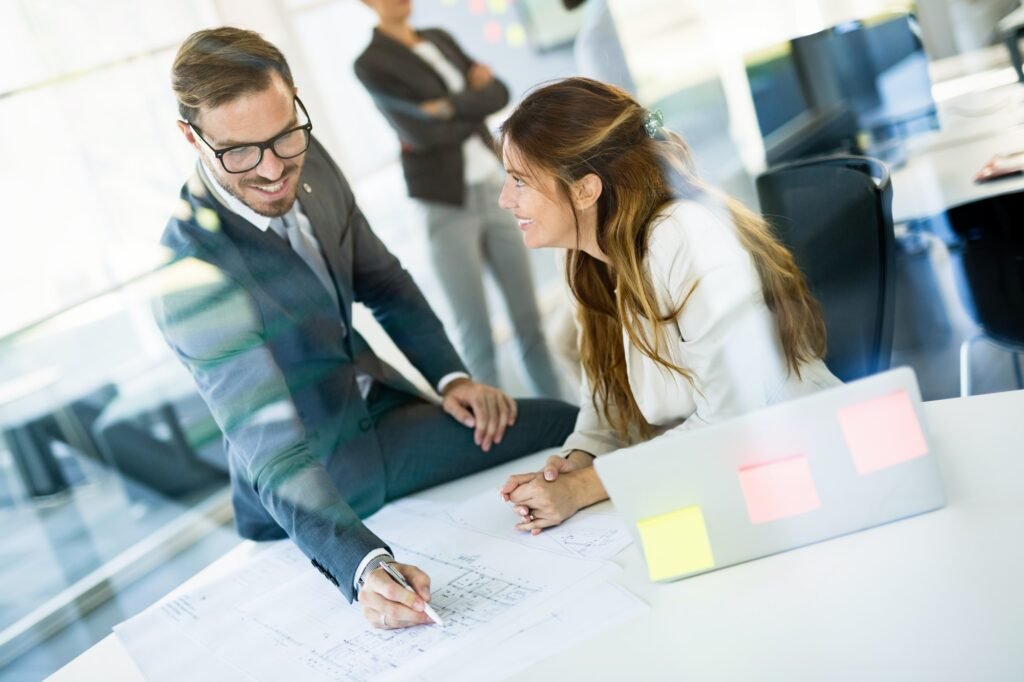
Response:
[172,27,294,123]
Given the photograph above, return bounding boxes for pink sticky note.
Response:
[738,454,821,524]
[836,390,928,475]
[483,20,502,43]
[469,0,485,15]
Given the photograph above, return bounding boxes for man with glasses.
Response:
[155,27,577,631]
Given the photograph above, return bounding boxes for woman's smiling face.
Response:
[498,139,579,251]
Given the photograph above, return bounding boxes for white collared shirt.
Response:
[409,40,500,185]
[199,159,276,232]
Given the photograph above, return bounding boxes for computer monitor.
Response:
[745,13,937,167]
[744,43,860,166]
[803,14,938,151]
[746,43,809,141]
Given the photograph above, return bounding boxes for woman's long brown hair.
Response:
[499,78,827,441]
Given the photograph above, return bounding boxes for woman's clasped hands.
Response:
[498,450,606,534]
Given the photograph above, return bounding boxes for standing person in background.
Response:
[354,0,562,398]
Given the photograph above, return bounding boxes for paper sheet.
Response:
[115,511,624,682]
[114,606,253,682]
[448,489,634,560]
[115,557,646,682]
[419,581,648,682]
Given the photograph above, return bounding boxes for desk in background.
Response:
[892,70,1024,224]
[52,388,1024,681]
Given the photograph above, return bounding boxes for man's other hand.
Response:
[441,379,518,452]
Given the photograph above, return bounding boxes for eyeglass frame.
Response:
[185,96,313,174]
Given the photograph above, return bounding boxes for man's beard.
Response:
[204,156,301,218]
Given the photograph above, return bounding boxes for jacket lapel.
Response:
[185,172,337,327]
[371,28,449,95]
[421,31,468,74]
[296,171,353,331]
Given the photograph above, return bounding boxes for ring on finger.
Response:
[528,513,535,521]
[381,612,388,628]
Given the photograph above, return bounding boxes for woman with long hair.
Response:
[497,78,840,531]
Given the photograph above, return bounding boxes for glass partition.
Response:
[0,268,240,673]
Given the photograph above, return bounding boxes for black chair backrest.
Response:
[756,155,896,382]
[946,193,1024,348]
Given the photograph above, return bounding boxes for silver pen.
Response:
[380,561,446,627]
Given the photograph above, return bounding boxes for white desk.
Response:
[892,125,1024,223]
[52,389,1024,681]
[892,78,1024,223]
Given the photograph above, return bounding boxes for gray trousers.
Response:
[417,176,562,398]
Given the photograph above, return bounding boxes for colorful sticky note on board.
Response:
[836,390,929,475]
[738,454,821,524]
[483,20,502,43]
[636,505,715,581]
[469,0,485,15]
[506,22,526,47]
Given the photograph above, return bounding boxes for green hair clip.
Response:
[643,109,664,138]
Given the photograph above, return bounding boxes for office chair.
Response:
[945,193,1024,396]
[756,155,896,382]
[92,381,227,499]
[91,399,227,498]
[2,383,117,499]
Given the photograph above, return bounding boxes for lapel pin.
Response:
[303,183,312,194]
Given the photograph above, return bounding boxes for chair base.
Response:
[960,333,1024,397]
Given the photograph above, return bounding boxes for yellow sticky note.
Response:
[637,505,715,581]
[506,23,526,47]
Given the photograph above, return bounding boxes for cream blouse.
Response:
[561,199,840,457]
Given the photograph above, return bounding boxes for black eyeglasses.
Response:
[187,97,313,174]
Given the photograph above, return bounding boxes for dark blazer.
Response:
[153,137,467,601]
[354,27,509,206]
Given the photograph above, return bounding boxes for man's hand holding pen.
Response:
[358,561,435,630]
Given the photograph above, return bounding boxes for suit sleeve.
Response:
[430,30,511,119]
[324,161,467,385]
[449,75,509,120]
[354,57,479,152]
[152,257,387,602]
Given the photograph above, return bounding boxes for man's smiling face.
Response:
[180,71,306,218]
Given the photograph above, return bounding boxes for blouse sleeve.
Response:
[560,368,630,457]
[650,202,782,433]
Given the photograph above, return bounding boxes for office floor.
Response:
[890,232,1021,400]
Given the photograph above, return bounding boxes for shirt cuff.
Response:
[437,371,470,394]
[353,547,393,591]
[560,432,620,459]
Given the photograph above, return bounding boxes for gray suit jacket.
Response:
[153,138,467,601]
[354,27,509,206]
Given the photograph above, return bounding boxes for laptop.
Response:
[594,367,945,582]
